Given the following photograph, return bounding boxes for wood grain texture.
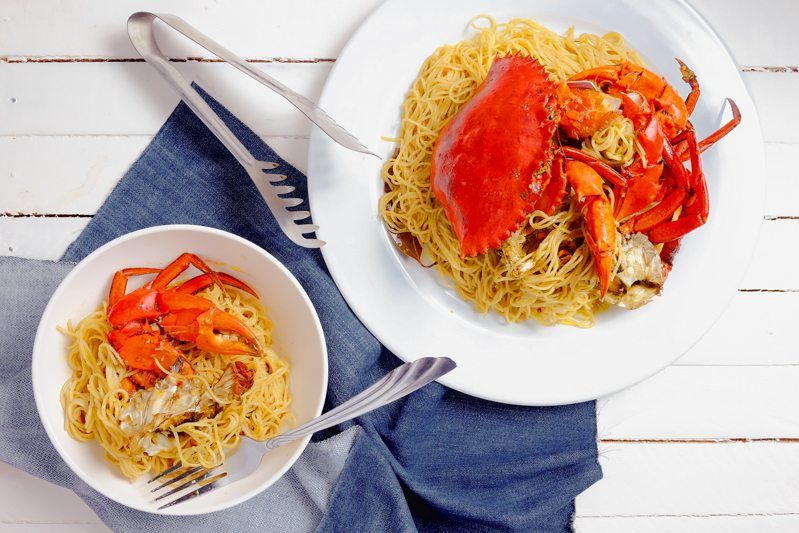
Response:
[574,515,799,533]
[578,442,799,517]
[1,0,798,67]
[0,463,105,528]
[0,138,791,217]
[2,218,794,288]
[0,135,309,215]
[1,0,797,529]
[1,65,795,141]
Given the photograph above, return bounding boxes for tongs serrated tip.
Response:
[127,12,375,248]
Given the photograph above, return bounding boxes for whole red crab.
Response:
[430,54,740,297]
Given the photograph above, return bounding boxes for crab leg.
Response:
[108,268,160,307]
[676,59,700,116]
[176,272,259,297]
[158,292,261,355]
[150,252,226,292]
[674,99,741,161]
[561,146,628,187]
[649,129,708,243]
[565,160,616,297]
[534,155,568,215]
[196,309,261,355]
[698,98,741,151]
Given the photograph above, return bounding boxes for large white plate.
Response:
[307,0,764,405]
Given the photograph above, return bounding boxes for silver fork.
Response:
[127,12,375,248]
[149,356,456,509]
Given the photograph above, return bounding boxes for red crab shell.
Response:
[430,54,558,257]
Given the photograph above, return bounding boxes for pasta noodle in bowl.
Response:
[59,279,291,481]
[32,226,327,514]
[379,15,740,327]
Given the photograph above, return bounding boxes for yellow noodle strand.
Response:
[60,285,291,480]
[380,16,642,327]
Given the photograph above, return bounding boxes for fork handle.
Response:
[127,12,258,170]
[263,357,456,450]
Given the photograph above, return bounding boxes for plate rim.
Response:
[31,224,329,514]
[308,0,766,405]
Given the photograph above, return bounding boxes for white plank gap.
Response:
[0,62,333,137]
[577,442,799,517]
[1,216,794,289]
[596,366,799,440]
[1,0,798,67]
[0,463,105,527]
[2,0,798,529]
[0,66,795,143]
[0,138,791,217]
[574,514,799,533]
[0,135,309,215]
[678,291,799,365]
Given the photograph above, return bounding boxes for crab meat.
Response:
[606,233,664,309]
[120,361,254,437]
[500,230,534,278]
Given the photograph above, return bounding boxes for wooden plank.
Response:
[576,442,799,517]
[746,72,799,143]
[1,218,798,362]
[0,62,332,136]
[3,216,795,289]
[0,218,88,259]
[574,515,799,533]
[679,291,799,365]
[0,0,376,60]
[0,138,789,216]
[0,63,797,144]
[1,0,797,67]
[0,463,104,527]
[596,366,799,440]
[689,0,799,67]
[0,135,309,215]
[740,218,797,289]
[765,142,799,218]
[1,215,797,367]
[0,518,111,533]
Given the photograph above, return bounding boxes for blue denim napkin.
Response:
[1,86,601,531]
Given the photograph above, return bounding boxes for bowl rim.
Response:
[31,224,328,515]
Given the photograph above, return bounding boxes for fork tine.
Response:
[263,173,287,182]
[157,472,228,510]
[295,223,320,234]
[153,467,223,501]
[150,466,204,493]
[288,210,311,221]
[149,461,184,484]
[296,237,326,248]
[261,162,279,171]
[282,198,304,208]
[273,185,296,196]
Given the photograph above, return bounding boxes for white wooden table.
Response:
[2,1,798,531]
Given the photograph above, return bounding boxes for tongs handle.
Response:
[128,11,374,156]
[127,12,259,171]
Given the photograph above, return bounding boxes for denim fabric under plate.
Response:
[2,84,601,532]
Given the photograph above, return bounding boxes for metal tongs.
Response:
[127,12,375,247]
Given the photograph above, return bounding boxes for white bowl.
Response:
[32,225,328,515]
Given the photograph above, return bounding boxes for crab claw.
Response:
[115,332,184,373]
[565,160,617,298]
[195,309,261,355]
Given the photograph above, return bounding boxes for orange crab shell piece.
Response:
[430,54,558,257]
